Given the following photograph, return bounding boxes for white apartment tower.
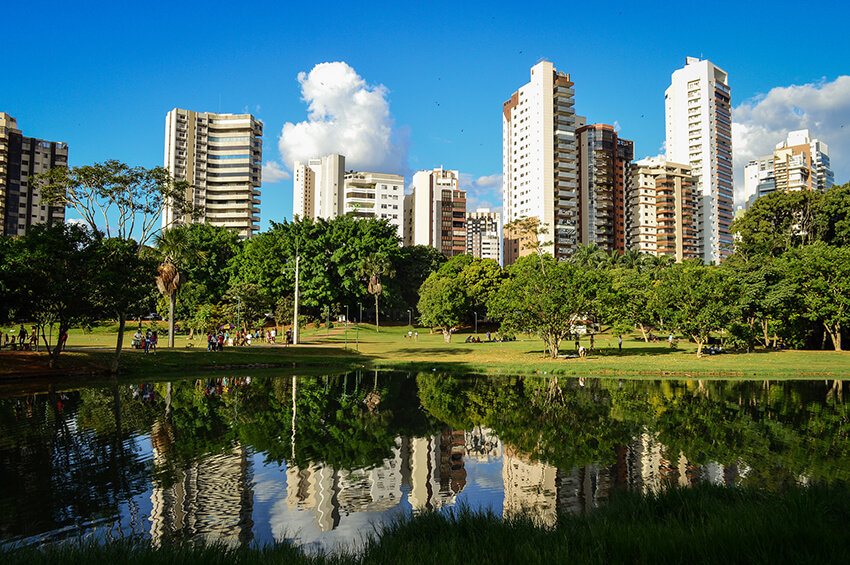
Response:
[405,168,467,257]
[665,57,734,263]
[743,130,833,207]
[466,208,501,263]
[343,171,404,238]
[292,154,345,220]
[503,61,584,265]
[163,109,262,238]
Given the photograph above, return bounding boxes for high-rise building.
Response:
[343,171,404,237]
[665,57,734,263]
[576,124,633,254]
[404,168,466,257]
[466,208,501,262]
[625,158,698,262]
[743,130,833,207]
[502,61,585,265]
[163,109,262,239]
[292,154,345,220]
[0,113,67,237]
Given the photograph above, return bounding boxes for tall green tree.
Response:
[601,267,656,342]
[816,181,850,247]
[731,190,822,258]
[358,252,395,332]
[652,261,739,356]
[155,226,204,347]
[417,274,471,342]
[781,242,850,351]
[488,255,606,358]
[392,245,446,313]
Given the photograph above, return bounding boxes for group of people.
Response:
[0,325,64,351]
[132,329,158,354]
[206,328,284,351]
[406,330,419,340]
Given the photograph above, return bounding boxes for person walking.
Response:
[618,335,623,354]
[150,331,158,355]
[144,330,151,354]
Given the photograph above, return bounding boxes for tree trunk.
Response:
[825,323,842,351]
[110,313,126,374]
[374,294,380,332]
[169,291,176,348]
[696,340,705,358]
[762,320,770,348]
[442,329,452,343]
[49,324,68,369]
[639,324,649,343]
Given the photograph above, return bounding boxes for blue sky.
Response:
[5,0,849,229]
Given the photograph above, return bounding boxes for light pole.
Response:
[326,305,330,337]
[236,295,241,333]
[345,305,349,350]
[359,302,362,326]
[474,311,478,335]
[293,255,300,345]
[408,309,412,328]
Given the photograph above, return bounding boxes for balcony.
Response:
[557,190,577,199]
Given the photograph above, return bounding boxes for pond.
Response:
[1,372,848,552]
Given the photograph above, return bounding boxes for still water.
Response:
[1,372,848,551]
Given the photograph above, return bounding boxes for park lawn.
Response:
[3,321,849,379]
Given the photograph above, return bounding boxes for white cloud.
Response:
[278,62,410,174]
[262,161,291,183]
[460,173,503,214]
[732,76,850,204]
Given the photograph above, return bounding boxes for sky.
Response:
[4,0,849,230]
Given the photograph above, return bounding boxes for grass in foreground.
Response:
[3,321,849,379]
[4,484,849,564]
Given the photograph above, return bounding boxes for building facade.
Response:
[743,130,834,207]
[466,208,501,262]
[576,124,633,254]
[0,113,67,237]
[625,158,698,262]
[163,109,262,239]
[404,168,466,257]
[665,57,734,263]
[502,61,585,265]
[343,171,404,237]
[292,154,345,220]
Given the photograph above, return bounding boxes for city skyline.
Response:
[4,1,849,232]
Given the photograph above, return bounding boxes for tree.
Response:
[417,274,471,342]
[392,245,446,313]
[731,190,822,258]
[504,216,551,273]
[155,226,204,348]
[358,252,395,332]
[2,224,99,367]
[601,267,656,342]
[36,160,195,248]
[816,182,850,247]
[781,242,850,351]
[488,255,605,358]
[652,261,739,357]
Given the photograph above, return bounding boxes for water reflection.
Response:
[1,373,848,550]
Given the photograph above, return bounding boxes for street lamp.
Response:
[345,305,349,350]
[359,302,363,326]
[407,309,412,328]
[474,311,478,335]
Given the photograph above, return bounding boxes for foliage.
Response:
[35,159,195,248]
[417,273,471,342]
[393,245,446,312]
[731,189,822,258]
[652,261,739,356]
[488,255,605,357]
[816,181,850,246]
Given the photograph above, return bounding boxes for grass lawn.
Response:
[1,320,848,379]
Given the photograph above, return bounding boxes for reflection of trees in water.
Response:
[415,375,850,488]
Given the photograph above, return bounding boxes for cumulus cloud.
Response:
[262,161,291,183]
[460,173,503,215]
[732,76,850,204]
[278,62,410,174]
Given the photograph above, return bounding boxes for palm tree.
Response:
[358,252,395,332]
[154,226,203,348]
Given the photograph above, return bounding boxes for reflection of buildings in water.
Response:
[149,444,254,546]
[283,443,403,532]
[502,447,559,526]
[405,428,498,511]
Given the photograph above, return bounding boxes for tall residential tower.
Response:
[404,168,466,257]
[665,58,733,263]
[502,61,585,264]
[0,113,67,237]
[163,109,262,239]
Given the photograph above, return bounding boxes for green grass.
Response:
[3,321,849,379]
[4,484,849,564]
